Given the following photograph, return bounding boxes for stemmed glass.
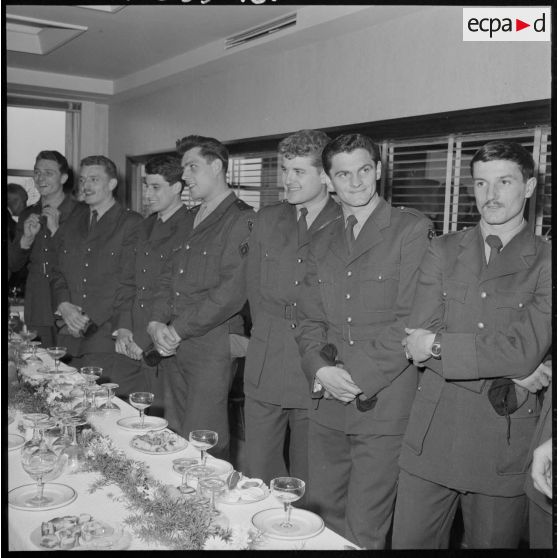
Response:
[199,477,227,517]
[189,430,218,466]
[80,366,103,385]
[182,464,215,501]
[47,410,73,454]
[19,327,37,351]
[129,392,154,429]
[270,477,306,530]
[98,383,120,414]
[26,340,43,363]
[8,313,21,341]
[46,346,67,374]
[87,385,104,415]
[60,414,87,473]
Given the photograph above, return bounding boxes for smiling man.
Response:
[147,135,254,459]
[243,129,341,487]
[294,133,433,549]
[9,151,83,347]
[393,141,552,548]
[50,155,143,394]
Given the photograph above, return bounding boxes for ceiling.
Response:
[5,4,424,103]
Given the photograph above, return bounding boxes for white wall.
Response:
[108,6,551,170]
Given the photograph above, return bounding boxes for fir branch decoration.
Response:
[8,379,50,415]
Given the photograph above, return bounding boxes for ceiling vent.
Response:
[225,12,297,50]
[77,6,126,13]
[6,14,87,55]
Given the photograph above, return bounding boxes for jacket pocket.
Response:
[362,266,400,311]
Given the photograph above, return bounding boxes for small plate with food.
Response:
[130,429,187,454]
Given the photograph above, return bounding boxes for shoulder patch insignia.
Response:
[428,229,435,240]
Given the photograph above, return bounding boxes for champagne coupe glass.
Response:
[98,383,120,414]
[8,313,20,341]
[19,326,37,352]
[46,346,67,374]
[21,439,58,507]
[80,366,103,385]
[270,477,306,530]
[199,477,227,516]
[129,392,154,429]
[182,464,215,502]
[189,430,218,466]
[21,413,49,450]
[26,340,43,363]
[60,415,87,473]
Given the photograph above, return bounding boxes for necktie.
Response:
[345,214,358,253]
[297,207,308,245]
[486,234,503,266]
[88,210,98,235]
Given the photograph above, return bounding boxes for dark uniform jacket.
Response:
[115,205,192,351]
[399,224,552,496]
[9,195,84,328]
[295,198,432,435]
[150,192,254,339]
[50,201,143,355]
[244,197,341,408]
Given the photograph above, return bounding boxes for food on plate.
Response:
[226,470,241,489]
[40,534,59,549]
[221,476,268,503]
[37,514,115,550]
[132,430,183,452]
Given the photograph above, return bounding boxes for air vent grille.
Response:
[225,12,297,50]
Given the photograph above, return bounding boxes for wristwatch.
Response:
[430,332,442,359]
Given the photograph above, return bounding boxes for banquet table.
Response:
[7,354,356,551]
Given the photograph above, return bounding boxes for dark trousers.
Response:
[161,326,233,461]
[244,397,308,486]
[529,499,553,549]
[392,469,528,548]
[307,420,402,549]
[32,325,56,349]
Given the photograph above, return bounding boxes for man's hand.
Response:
[115,328,134,356]
[513,360,552,393]
[147,321,181,356]
[126,340,143,360]
[532,437,552,499]
[20,214,41,249]
[58,302,89,332]
[315,366,362,403]
[403,328,435,364]
[42,206,61,236]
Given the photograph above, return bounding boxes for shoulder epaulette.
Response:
[235,198,253,211]
[397,205,426,219]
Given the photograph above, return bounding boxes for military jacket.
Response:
[150,192,254,339]
[244,197,341,408]
[295,198,432,435]
[399,224,552,496]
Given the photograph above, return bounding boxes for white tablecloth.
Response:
[8,359,354,551]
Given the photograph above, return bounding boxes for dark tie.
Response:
[297,207,308,245]
[345,214,358,253]
[88,210,98,235]
[486,234,503,266]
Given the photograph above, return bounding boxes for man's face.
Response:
[8,193,26,216]
[326,148,381,209]
[472,159,536,228]
[281,155,328,206]
[79,165,117,208]
[33,159,67,198]
[181,147,220,202]
[144,173,181,214]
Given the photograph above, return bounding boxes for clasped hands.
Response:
[147,321,181,357]
[115,329,143,360]
[315,365,366,404]
[57,302,89,337]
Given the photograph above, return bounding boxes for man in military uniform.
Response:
[394,141,552,548]
[244,129,341,486]
[10,151,83,347]
[148,135,254,459]
[113,155,191,416]
[295,133,432,549]
[50,155,143,395]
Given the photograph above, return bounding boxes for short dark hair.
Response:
[470,141,535,181]
[145,155,185,192]
[7,183,28,203]
[322,133,381,176]
[35,150,69,175]
[80,155,118,180]
[278,129,331,169]
[176,135,229,174]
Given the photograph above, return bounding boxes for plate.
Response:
[9,483,77,511]
[117,416,168,432]
[8,433,25,451]
[30,518,132,550]
[221,477,270,505]
[172,457,233,479]
[130,430,187,455]
[251,508,325,540]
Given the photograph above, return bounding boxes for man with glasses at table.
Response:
[50,155,144,395]
[295,133,432,549]
[9,151,83,347]
[394,141,552,549]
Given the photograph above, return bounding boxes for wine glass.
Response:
[98,383,120,414]
[270,477,306,530]
[129,392,154,429]
[21,442,58,507]
[8,313,21,340]
[26,340,43,363]
[189,430,218,466]
[182,464,215,501]
[59,415,87,473]
[21,413,50,447]
[199,477,227,516]
[87,385,105,415]
[47,410,73,454]
[46,346,67,374]
[19,327,37,351]
[80,366,103,385]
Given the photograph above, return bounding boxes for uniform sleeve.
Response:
[49,225,72,309]
[245,210,264,321]
[9,213,34,273]
[171,211,253,339]
[351,217,432,398]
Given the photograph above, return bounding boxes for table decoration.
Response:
[203,525,265,550]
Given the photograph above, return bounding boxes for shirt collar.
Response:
[341,193,381,228]
[198,189,231,216]
[480,218,526,249]
[296,194,329,228]
[158,202,183,223]
[90,198,116,220]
